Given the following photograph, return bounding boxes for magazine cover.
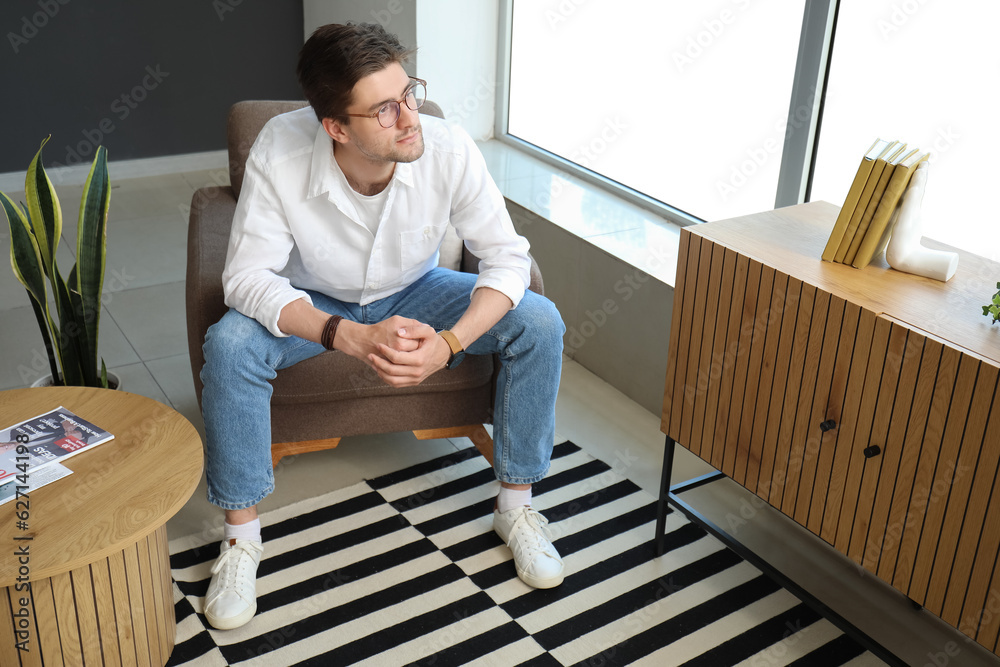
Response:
[0,406,114,484]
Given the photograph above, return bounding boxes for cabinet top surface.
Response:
[690,201,1000,366]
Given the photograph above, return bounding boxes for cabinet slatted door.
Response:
[856,328,924,577]
[819,309,878,546]
[924,365,999,618]
[950,379,1000,641]
[703,247,741,470]
[833,316,894,555]
[798,296,851,529]
[722,255,758,480]
[755,276,803,500]
[767,282,817,510]
[690,242,728,459]
[890,346,962,594]
[780,287,833,517]
[847,324,911,569]
[873,337,943,584]
[907,354,981,605]
[733,262,774,488]
[928,364,1000,627]
[743,269,788,491]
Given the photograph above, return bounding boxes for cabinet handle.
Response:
[863,445,881,459]
[819,419,837,432]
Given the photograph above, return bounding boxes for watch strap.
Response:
[438,330,463,359]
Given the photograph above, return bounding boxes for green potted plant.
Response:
[985,283,1000,325]
[1,136,113,388]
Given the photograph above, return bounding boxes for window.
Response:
[505,1,806,223]
[810,1,1000,258]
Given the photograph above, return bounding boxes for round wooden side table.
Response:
[0,387,203,666]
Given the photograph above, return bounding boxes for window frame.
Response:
[494,0,839,227]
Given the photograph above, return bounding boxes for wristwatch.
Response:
[438,330,465,370]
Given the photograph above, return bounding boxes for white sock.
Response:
[224,518,261,544]
[497,487,532,514]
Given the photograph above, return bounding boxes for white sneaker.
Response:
[494,506,564,589]
[204,539,263,630]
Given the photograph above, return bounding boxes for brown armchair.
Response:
[185,100,543,468]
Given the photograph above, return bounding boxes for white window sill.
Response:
[477,140,683,288]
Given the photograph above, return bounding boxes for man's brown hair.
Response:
[297,23,414,124]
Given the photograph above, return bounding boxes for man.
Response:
[200,22,566,631]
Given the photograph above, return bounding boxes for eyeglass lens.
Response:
[378,81,426,128]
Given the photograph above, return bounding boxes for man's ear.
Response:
[322,117,350,144]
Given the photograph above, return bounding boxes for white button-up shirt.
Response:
[222,107,531,337]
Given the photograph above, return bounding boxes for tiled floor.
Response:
[1,160,998,666]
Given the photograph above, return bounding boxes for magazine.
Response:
[0,406,115,484]
[0,462,73,505]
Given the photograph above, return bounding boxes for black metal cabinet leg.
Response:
[655,435,675,556]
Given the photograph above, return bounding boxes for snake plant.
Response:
[1,136,111,387]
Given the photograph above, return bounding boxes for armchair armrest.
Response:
[460,244,544,295]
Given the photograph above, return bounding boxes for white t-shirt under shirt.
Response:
[338,169,388,237]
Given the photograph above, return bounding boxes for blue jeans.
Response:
[200,267,565,510]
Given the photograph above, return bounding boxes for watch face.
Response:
[447,351,465,370]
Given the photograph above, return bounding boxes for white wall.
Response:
[301,0,497,139]
[415,0,499,140]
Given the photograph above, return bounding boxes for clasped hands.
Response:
[344,315,452,388]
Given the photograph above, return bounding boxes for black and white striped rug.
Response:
[167,442,887,666]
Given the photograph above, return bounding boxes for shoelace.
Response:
[208,541,262,605]
[506,509,552,554]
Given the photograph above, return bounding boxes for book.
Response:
[0,406,115,485]
[851,150,931,269]
[842,144,914,264]
[834,140,903,263]
[822,139,893,262]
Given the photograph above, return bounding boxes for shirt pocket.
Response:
[400,220,451,273]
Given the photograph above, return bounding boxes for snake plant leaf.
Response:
[51,267,85,386]
[69,286,99,387]
[25,136,62,283]
[2,192,60,379]
[1,192,47,307]
[75,146,110,381]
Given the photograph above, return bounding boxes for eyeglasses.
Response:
[344,78,427,128]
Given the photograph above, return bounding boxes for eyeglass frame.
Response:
[342,78,427,128]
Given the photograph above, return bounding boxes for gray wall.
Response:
[0,1,304,173]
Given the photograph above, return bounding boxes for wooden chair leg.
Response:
[412,425,494,466]
[271,437,342,468]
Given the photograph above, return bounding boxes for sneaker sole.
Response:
[206,602,257,630]
[517,567,564,589]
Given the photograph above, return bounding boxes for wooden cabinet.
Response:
[661,201,1000,654]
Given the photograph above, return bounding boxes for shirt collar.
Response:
[307,125,417,199]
